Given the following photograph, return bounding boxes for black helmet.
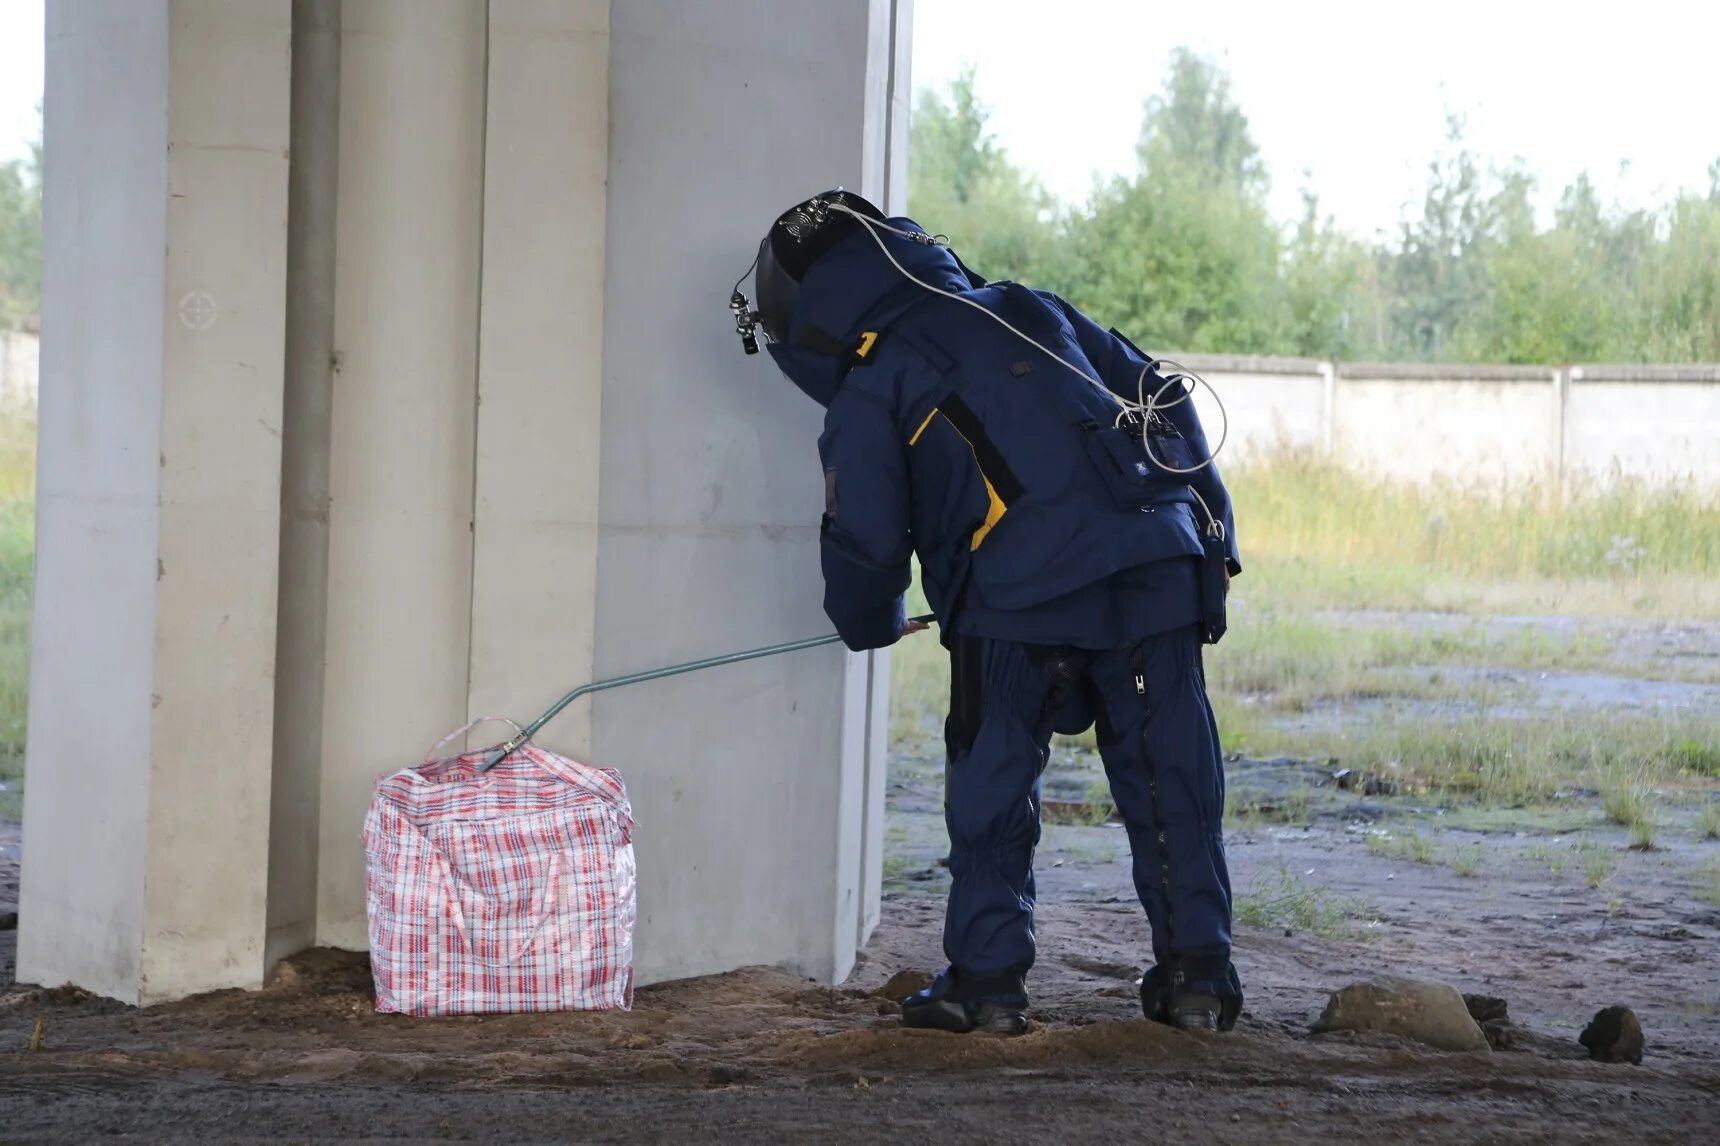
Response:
[754,189,885,345]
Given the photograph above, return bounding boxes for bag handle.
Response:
[414,719,633,825]
[424,717,526,765]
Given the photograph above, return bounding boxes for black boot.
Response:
[1140,957,1243,1032]
[901,967,1030,1036]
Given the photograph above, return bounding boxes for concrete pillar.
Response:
[26,0,908,1001]
[20,0,292,1004]
[315,0,488,950]
[594,0,901,986]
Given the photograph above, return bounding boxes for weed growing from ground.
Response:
[1526,843,1570,879]
[1235,864,1374,940]
[1581,842,1616,890]
[1694,864,1720,909]
[1699,801,1720,841]
[1367,827,1436,865]
[1602,776,1653,830]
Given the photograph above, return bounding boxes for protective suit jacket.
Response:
[765,218,1240,652]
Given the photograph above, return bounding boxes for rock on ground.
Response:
[1312,976,1489,1052]
[1580,1006,1645,1065]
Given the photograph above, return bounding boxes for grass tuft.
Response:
[1526,843,1570,879]
[1235,864,1374,940]
[1694,864,1720,909]
[1581,842,1616,890]
[1601,777,1653,830]
[1672,739,1720,778]
[1699,802,1720,841]
[1367,827,1437,865]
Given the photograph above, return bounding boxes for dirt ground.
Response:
[3,794,1719,1142]
[1,614,1717,1142]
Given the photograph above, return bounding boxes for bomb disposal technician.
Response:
[734,190,1244,1036]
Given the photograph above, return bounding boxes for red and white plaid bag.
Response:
[362,718,636,1016]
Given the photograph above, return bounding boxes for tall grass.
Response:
[0,407,34,819]
[1241,707,1719,806]
[1230,449,1719,582]
[1225,450,1720,617]
[889,449,1720,814]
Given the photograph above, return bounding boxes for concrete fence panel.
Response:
[1176,354,1327,462]
[1332,364,1560,486]
[0,329,40,406]
[1565,366,1720,488]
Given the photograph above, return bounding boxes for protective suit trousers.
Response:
[942,624,1232,977]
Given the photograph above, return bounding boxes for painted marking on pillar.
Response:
[178,291,219,331]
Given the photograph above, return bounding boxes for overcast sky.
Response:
[0,0,43,166]
[3,1,1716,239]
[912,0,1720,237]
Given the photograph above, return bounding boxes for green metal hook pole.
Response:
[477,614,935,772]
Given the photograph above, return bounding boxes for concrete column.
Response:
[316,0,487,949]
[21,0,292,1004]
[595,0,900,986]
[466,0,610,756]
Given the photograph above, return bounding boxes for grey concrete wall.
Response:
[595,0,896,986]
[1177,354,1329,460]
[1565,366,1720,488]
[1175,357,1720,490]
[0,330,37,405]
[1335,364,1560,486]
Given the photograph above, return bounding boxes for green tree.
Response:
[1637,165,1720,361]
[1382,117,1493,360]
[1063,49,1284,353]
[1464,173,1638,363]
[1281,187,1377,359]
[907,67,1068,287]
[907,57,1720,368]
[1135,48,1267,198]
[0,127,42,329]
